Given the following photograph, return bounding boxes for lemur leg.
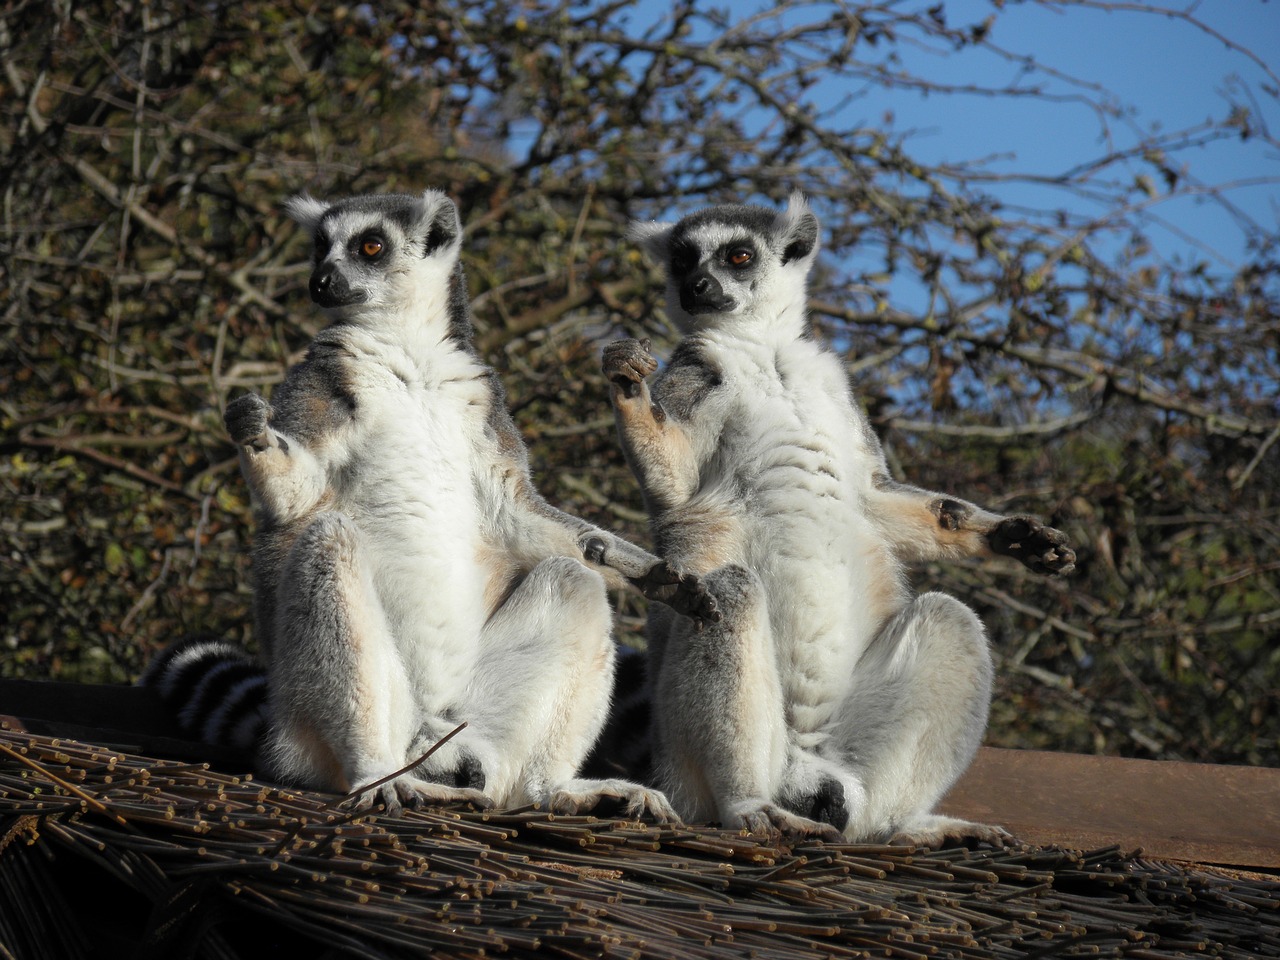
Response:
[650,565,841,840]
[830,592,1008,847]
[458,556,677,820]
[265,513,489,814]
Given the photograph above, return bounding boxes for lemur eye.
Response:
[360,237,384,259]
[728,248,753,267]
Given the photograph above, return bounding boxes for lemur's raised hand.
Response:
[150,190,714,819]
[602,194,1073,845]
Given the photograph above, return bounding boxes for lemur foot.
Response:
[224,392,272,450]
[633,560,721,627]
[989,515,1076,576]
[781,775,850,834]
[548,778,681,823]
[888,815,1012,850]
[731,801,844,844]
[602,337,658,396]
[344,775,492,817]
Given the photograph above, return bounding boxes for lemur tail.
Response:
[581,647,655,783]
[139,636,268,751]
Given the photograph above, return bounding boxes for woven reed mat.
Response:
[1,728,1277,959]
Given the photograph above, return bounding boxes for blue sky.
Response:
[864,0,1278,271]
[591,0,1279,412]
[621,0,1278,284]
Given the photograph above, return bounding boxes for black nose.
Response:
[308,262,366,308]
[680,269,733,315]
[309,263,334,303]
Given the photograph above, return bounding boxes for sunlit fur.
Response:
[605,194,1072,845]
[191,189,689,818]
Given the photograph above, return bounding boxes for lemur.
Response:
[149,189,716,818]
[599,194,1075,845]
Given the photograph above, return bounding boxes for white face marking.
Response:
[308,204,460,317]
[663,219,809,334]
[687,222,762,253]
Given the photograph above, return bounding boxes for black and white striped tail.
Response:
[582,646,655,782]
[139,636,268,751]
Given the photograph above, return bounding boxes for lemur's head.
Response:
[629,193,820,334]
[284,190,464,321]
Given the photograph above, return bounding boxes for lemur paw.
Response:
[635,561,721,627]
[548,778,681,823]
[602,337,658,396]
[224,392,272,449]
[344,775,492,817]
[989,516,1076,576]
[733,802,844,844]
[888,815,1013,850]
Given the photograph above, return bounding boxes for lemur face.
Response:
[668,220,770,317]
[629,194,820,331]
[283,191,462,313]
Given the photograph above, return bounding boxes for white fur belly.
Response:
[722,369,907,734]
[335,375,489,702]
[754,509,894,734]
[745,448,882,727]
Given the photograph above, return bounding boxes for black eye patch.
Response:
[669,239,699,277]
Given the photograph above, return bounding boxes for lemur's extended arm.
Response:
[866,472,1076,576]
[501,491,719,624]
[225,392,331,524]
[486,381,720,625]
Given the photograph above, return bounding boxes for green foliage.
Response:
[1,0,1276,765]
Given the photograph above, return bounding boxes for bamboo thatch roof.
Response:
[1,726,1277,960]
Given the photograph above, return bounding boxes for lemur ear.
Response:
[283,193,330,236]
[627,220,677,265]
[776,191,820,265]
[411,189,462,257]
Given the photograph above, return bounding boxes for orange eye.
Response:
[729,248,752,266]
[361,238,384,258]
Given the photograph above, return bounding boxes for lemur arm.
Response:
[485,390,719,625]
[224,392,330,524]
[602,338,717,515]
[517,498,719,623]
[865,471,1076,576]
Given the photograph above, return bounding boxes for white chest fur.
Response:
[699,334,908,725]
[329,330,492,673]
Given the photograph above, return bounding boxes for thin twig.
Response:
[333,721,470,808]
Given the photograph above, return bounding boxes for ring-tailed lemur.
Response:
[599,193,1075,845]
[149,189,717,817]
